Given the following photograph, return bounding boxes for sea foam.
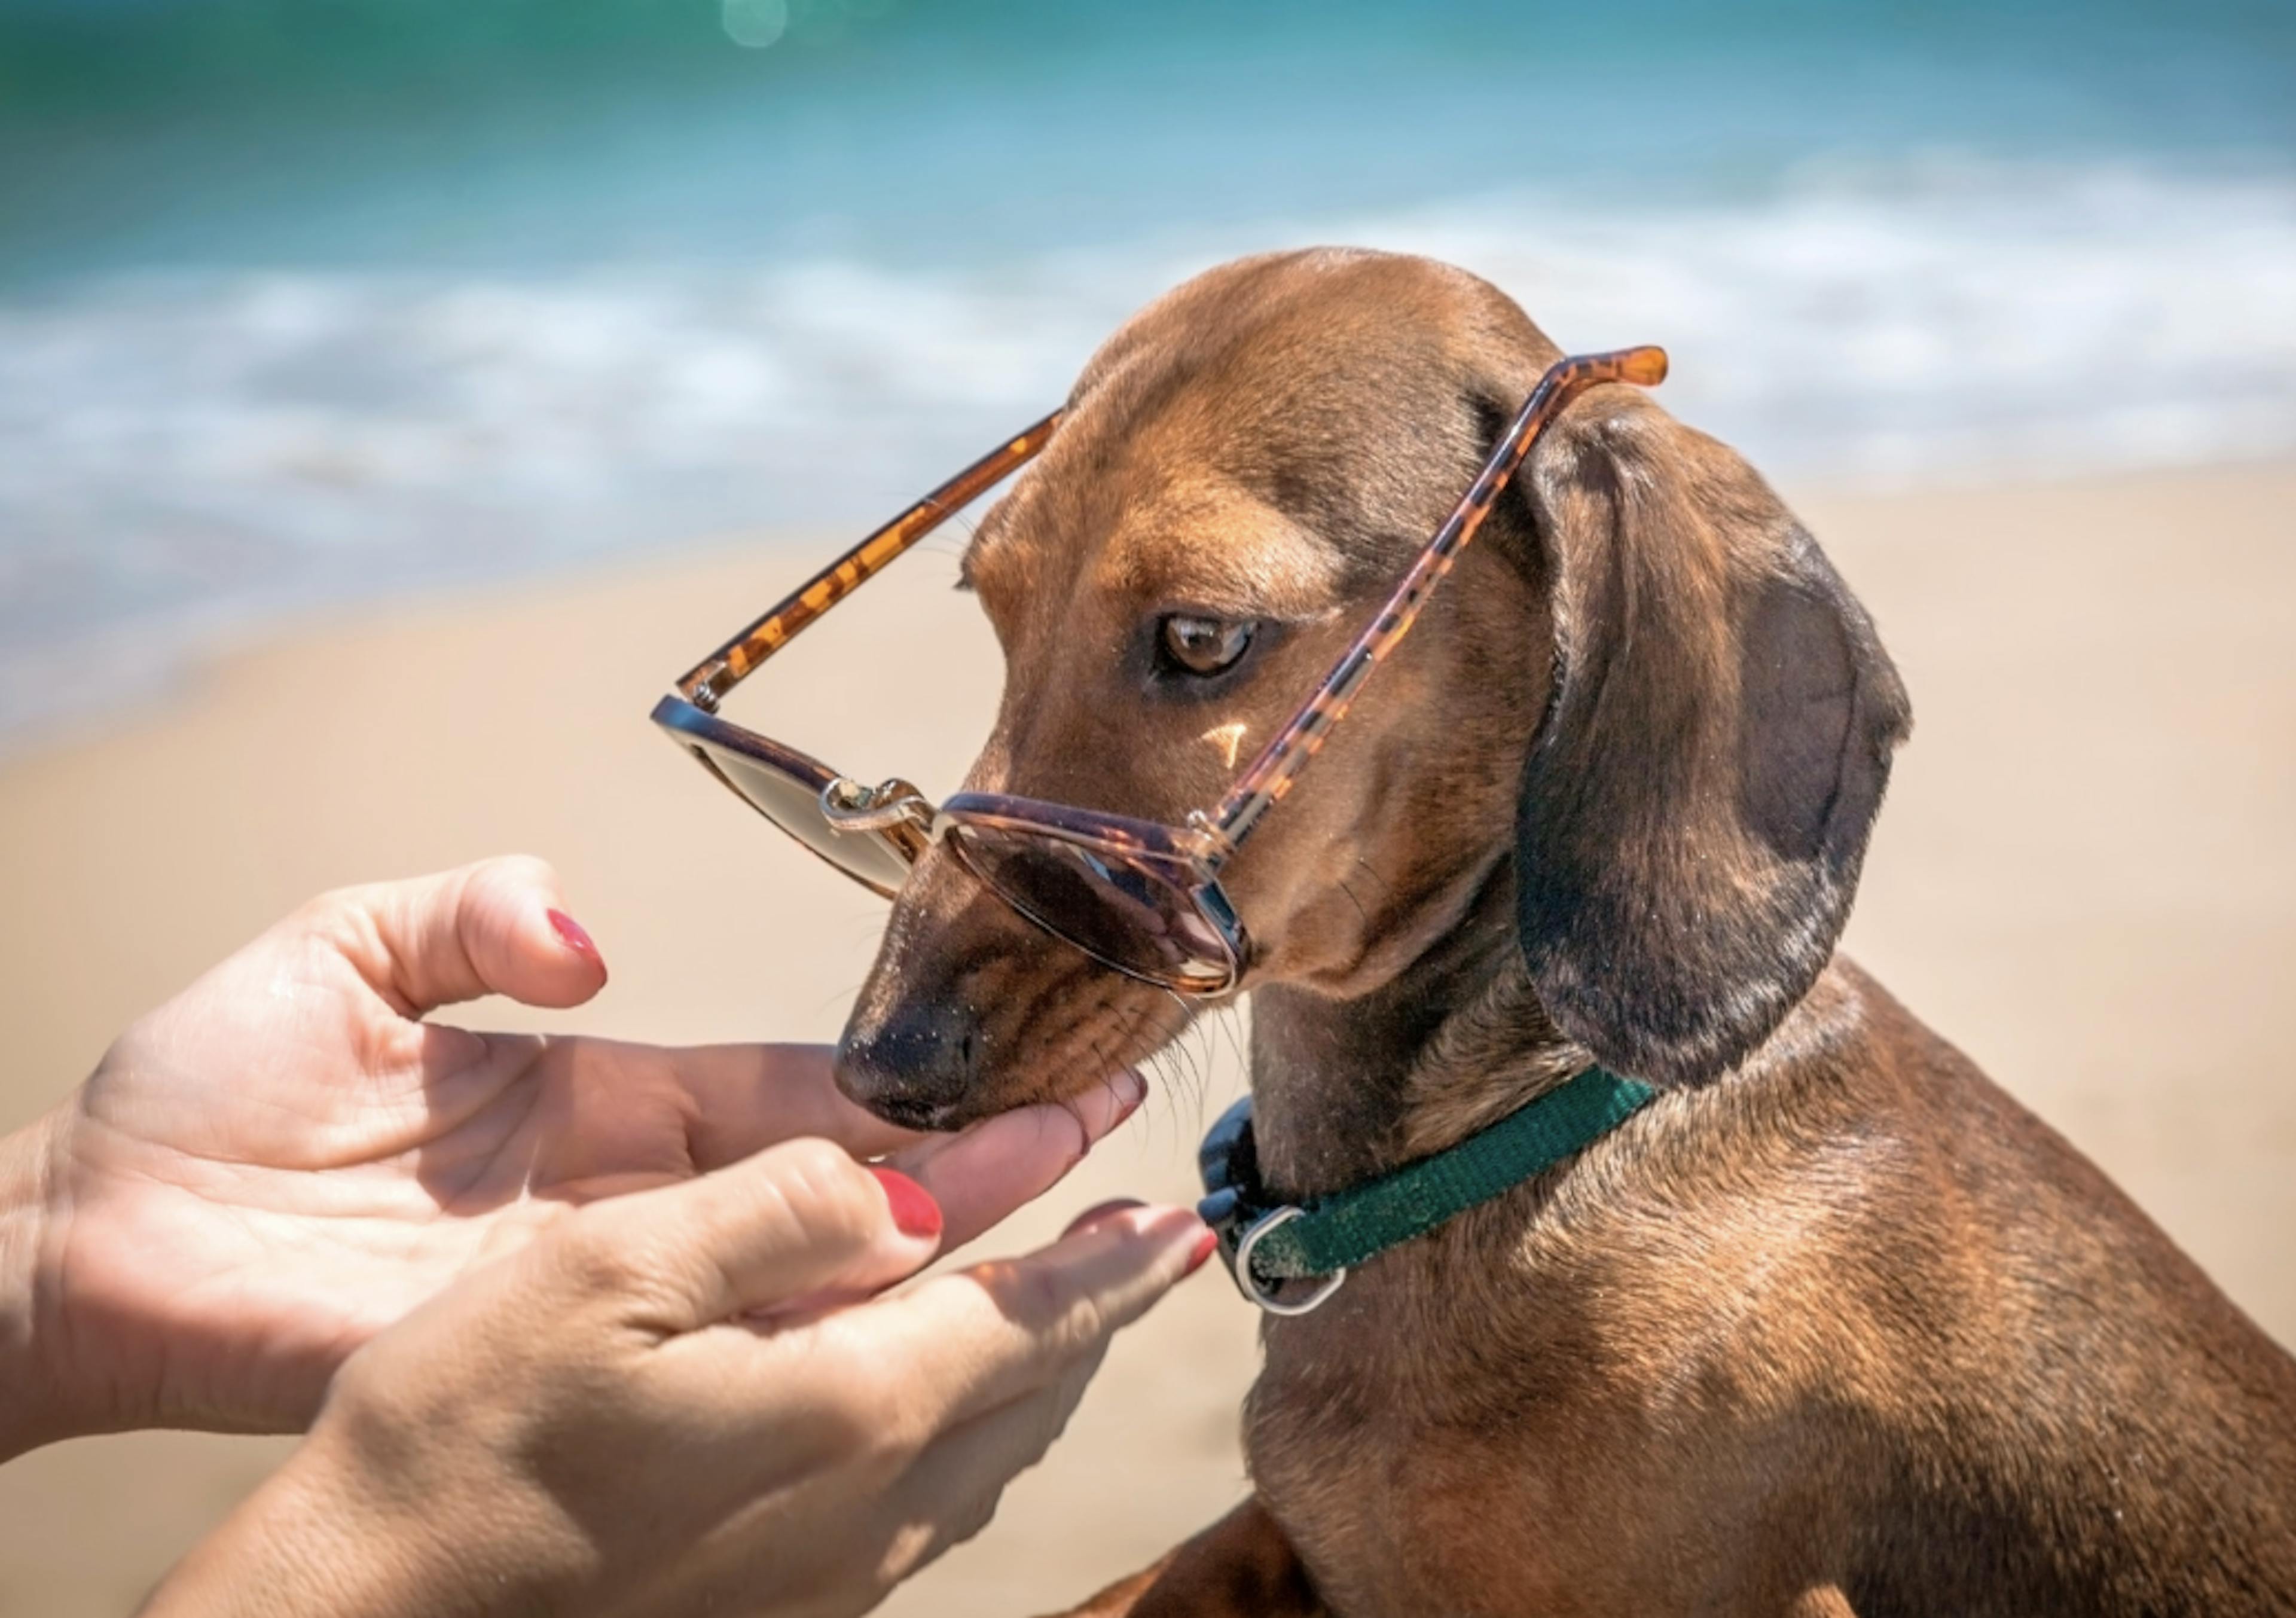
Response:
[2,159,2292,748]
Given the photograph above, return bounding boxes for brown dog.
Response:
[832,249,2296,1616]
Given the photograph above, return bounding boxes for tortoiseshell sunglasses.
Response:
[652,345,1666,995]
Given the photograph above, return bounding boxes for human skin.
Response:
[0,858,1209,1612]
[144,1152,1210,1617]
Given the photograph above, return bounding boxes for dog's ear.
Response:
[1511,390,1911,1086]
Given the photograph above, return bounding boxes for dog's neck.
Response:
[1244,862,1587,1199]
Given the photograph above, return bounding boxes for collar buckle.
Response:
[1196,1097,1348,1315]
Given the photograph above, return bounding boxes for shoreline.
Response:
[10,448,2294,779]
[2,456,2292,1615]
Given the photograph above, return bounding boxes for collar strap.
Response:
[1196,1064,1656,1315]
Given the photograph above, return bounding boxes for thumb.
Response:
[313,855,607,1017]
[547,1138,947,1334]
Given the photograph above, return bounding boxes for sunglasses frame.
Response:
[651,345,1667,995]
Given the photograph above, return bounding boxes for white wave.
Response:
[2,157,2293,747]
[1363,159,2296,484]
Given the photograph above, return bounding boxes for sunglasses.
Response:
[652,345,1666,996]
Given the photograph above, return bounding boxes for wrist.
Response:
[143,1426,416,1617]
[0,1109,71,1458]
[148,1400,584,1617]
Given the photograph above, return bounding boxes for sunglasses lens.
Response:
[945,822,1234,991]
[683,735,915,896]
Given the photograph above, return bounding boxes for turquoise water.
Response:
[4,0,2296,274]
[6,1,2291,278]
[2,0,2294,744]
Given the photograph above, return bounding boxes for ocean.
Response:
[2,0,2292,749]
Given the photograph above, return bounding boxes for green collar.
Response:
[1196,1064,1656,1314]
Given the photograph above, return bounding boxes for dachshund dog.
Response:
[832,249,2296,1616]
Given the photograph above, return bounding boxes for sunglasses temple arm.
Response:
[676,413,1063,711]
[1197,347,1666,865]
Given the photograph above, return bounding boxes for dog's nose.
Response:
[835,997,985,1131]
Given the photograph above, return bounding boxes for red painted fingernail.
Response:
[1063,1198,1147,1238]
[1185,1228,1220,1276]
[546,909,600,961]
[870,1167,943,1241]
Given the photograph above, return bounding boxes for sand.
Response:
[1,459,2291,1615]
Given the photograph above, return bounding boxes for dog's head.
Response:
[836,249,1909,1129]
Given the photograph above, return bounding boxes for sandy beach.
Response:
[2,459,2291,1616]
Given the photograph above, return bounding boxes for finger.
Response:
[888,1068,1147,1249]
[872,1377,1101,1586]
[668,1043,926,1167]
[841,1202,1210,1434]
[550,1137,943,1332]
[315,856,607,1018]
[1063,1198,1147,1237]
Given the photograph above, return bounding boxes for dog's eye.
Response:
[1159,614,1255,677]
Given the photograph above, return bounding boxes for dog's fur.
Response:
[833,249,2296,1616]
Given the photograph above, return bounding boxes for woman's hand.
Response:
[145,1144,1212,1618]
[5,857,1144,1449]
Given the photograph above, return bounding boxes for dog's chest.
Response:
[1241,1263,1607,1618]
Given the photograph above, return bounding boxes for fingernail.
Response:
[1184,1228,1220,1277]
[869,1167,943,1241]
[1113,1067,1148,1119]
[1063,1198,1147,1238]
[546,909,600,962]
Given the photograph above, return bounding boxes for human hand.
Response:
[5,857,1144,1449]
[145,1145,1212,1618]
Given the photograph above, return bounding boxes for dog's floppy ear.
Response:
[1512,390,1911,1086]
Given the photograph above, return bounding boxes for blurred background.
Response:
[6,0,2295,752]
[1,2,2291,1613]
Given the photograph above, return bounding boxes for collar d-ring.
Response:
[1233,1206,1348,1316]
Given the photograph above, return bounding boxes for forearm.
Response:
[0,1109,69,1460]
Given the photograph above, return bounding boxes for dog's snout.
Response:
[835,997,987,1131]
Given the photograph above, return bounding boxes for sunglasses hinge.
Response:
[685,670,726,713]
[1184,809,1238,865]
[821,777,934,834]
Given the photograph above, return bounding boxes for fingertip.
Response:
[505,910,607,1009]
[1185,1225,1219,1277]
[868,1166,944,1242]
[465,857,604,1009]
[1123,1205,1215,1286]
[1048,1202,1210,1281]
[545,909,610,991]
[993,1202,1211,1340]
[329,854,612,1018]
[1065,1067,1149,1146]
[1062,1198,1146,1239]
[547,908,600,962]
[979,1097,1094,1177]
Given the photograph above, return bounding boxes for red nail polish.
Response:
[870,1167,943,1241]
[1185,1228,1219,1276]
[546,909,600,961]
